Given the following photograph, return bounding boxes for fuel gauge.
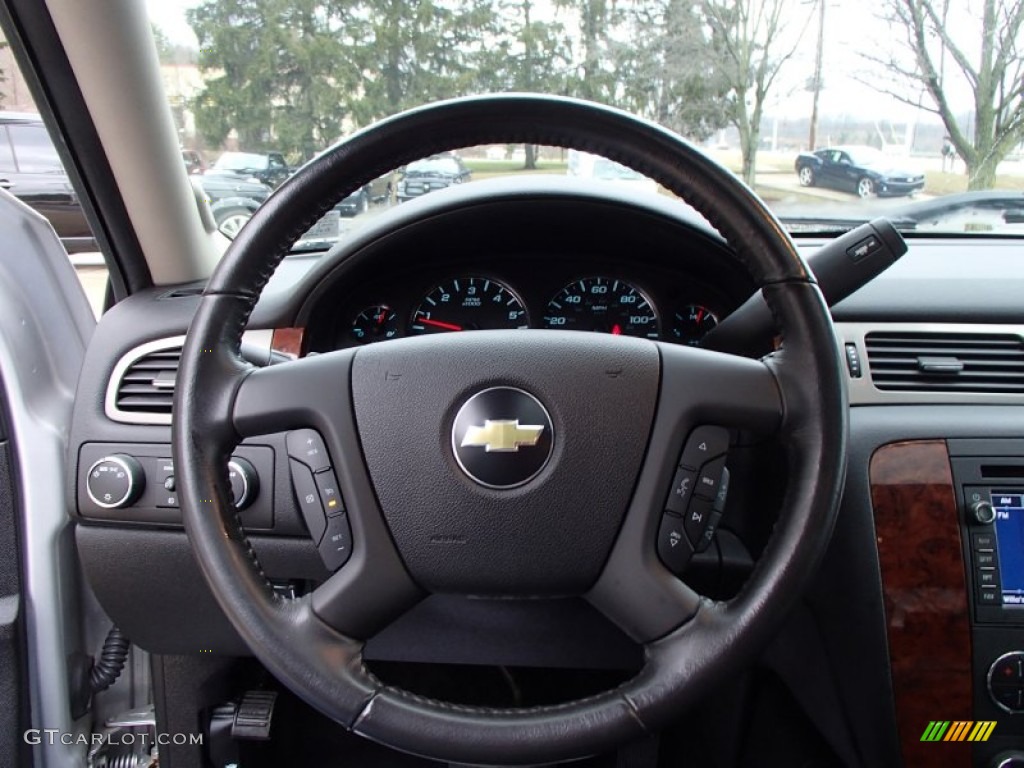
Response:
[351,304,400,344]
[670,304,718,346]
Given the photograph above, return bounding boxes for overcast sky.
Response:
[146,0,977,128]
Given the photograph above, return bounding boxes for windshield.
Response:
[212,152,268,171]
[146,0,1024,244]
[406,158,462,175]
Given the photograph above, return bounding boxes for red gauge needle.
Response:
[611,324,622,335]
[376,309,387,325]
[418,317,463,332]
[696,309,705,323]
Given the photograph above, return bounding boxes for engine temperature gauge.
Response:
[351,304,400,344]
[670,304,718,346]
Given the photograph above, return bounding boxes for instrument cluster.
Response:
[342,272,725,349]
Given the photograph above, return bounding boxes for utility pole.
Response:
[807,0,825,150]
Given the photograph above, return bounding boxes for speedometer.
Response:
[543,277,659,338]
[410,276,529,334]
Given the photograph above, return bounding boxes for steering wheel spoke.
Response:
[588,343,783,643]
[232,350,357,438]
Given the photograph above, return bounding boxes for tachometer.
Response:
[543,277,659,338]
[410,277,529,333]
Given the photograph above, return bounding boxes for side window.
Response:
[0,127,15,173]
[8,124,63,173]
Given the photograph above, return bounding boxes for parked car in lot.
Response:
[396,154,470,201]
[206,150,293,188]
[198,174,273,236]
[795,145,925,198]
[335,172,397,216]
[0,112,96,252]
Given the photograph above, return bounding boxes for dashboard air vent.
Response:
[865,331,1024,393]
[114,345,181,414]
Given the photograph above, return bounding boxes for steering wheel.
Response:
[173,95,847,764]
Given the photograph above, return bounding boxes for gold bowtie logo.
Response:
[461,420,545,452]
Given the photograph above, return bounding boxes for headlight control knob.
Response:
[86,455,145,509]
[971,500,997,525]
[228,457,259,510]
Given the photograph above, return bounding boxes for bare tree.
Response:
[863,0,1024,189]
[701,0,813,185]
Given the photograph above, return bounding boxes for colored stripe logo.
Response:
[920,721,996,742]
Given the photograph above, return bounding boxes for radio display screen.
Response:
[993,490,1024,606]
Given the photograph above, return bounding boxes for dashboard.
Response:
[61,179,1024,767]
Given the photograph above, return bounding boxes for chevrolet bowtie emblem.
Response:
[461,420,545,452]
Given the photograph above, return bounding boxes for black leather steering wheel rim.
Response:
[173,94,848,764]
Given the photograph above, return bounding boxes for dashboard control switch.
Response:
[319,514,353,571]
[844,343,862,378]
[657,514,692,574]
[971,500,997,525]
[286,429,331,473]
[314,468,345,516]
[684,496,716,548]
[988,652,1024,713]
[86,455,145,509]
[695,456,726,500]
[228,457,259,510]
[289,459,326,544]
[679,426,729,470]
[665,467,699,516]
[695,467,731,554]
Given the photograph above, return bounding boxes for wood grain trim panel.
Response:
[870,440,971,767]
[271,327,305,359]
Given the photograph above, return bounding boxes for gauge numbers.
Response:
[543,277,659,338]
[410,277,529,333]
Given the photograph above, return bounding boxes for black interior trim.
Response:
[0,0,151,299]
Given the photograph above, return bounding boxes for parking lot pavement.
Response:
[75,265,108,318]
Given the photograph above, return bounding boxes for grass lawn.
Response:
[924,171,1024,196]
[464,159,569,178]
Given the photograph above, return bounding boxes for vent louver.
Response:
[114,345,181,414]
[865,332,1024,393]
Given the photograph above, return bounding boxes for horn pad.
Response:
[350,330,660,595]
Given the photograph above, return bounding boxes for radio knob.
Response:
[971,500,997,525]
[86,455,145,509]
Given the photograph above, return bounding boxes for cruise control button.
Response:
[286,429,331,473]
[679,426,729,470]
[289,459,326,544]
[684,496,716,547]
[314,469,345,516]
[657,514,692,574]
[695,456,726,500]
[665,467,699,516]
[318,514,353,571]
